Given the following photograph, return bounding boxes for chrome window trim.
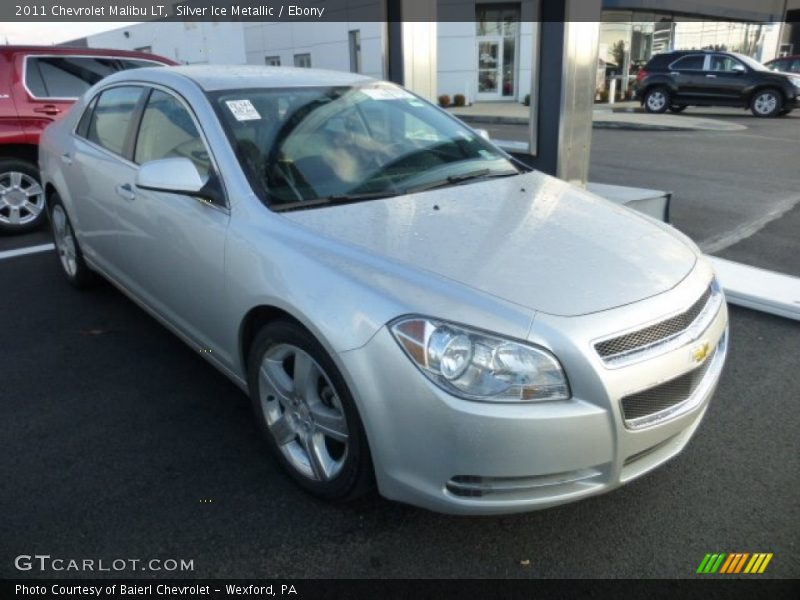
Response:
[22,54,166,101]
[623,328,728,430]
[593,280,723,369]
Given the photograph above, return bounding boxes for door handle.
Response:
[705,74,717,78]
[115,183,136,201]
[669,71,680,76]
[61,153,72,165]
[33,105,61,116]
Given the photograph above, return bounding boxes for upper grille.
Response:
[596,286,712,360]
[620,349,716,422]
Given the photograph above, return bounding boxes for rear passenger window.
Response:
[76,96,98,138]
[134,89,211,178]
[86,86,143,156]
[670,55,705,71]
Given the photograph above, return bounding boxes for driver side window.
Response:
[710,55,742,72]
[134,89,211,179]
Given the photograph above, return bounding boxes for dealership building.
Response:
[71,0,795,104]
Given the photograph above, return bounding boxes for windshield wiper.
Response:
[404,169,519,194]
[271,191,398,212]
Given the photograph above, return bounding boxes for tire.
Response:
[48,193,96,289]
[643,87,669,113]
[0,159,47,234]
[668,105,687,113]
[247,320,374,501]
[750,88,783,118]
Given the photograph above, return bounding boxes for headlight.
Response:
[790,76,800,89]
[390,317,570,402]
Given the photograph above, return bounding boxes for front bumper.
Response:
[338,263,728,515]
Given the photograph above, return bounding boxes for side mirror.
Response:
[474,128,491,141]
[136,157,217,201]
[731,64,746,74]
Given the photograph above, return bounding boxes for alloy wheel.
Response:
[753,92,777,116]
[51,205,78,277]
[258,344,349,482]
[646,90,666,111]
[0,171,44,226]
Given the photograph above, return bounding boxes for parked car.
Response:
[634,50,800,117]
[764,55,800,74]
[40,66,729,514]
[0,46,175,233]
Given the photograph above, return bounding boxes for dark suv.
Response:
[634,50,800,118]
[0,46,175,233]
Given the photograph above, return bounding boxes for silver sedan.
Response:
[39,66,728,514]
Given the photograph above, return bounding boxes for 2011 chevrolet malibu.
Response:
[39,66,728,514]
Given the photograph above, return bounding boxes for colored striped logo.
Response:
[696,553,773,574]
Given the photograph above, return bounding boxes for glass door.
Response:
[477,37,503,100]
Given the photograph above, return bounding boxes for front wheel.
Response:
[247,320,373,501]
[750,89,783,117]
[644,87,669,113]
[0,159,47,234]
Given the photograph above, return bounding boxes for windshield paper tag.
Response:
[361,87,415,101]
[226,99,261,121]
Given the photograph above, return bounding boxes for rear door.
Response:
[67,85,146,273]
[666,54,708,102]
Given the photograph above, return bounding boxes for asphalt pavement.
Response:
[2,106,799,580]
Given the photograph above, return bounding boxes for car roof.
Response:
[125,65,378,91]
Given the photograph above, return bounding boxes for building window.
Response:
[266,56,281,66]
[134,46,152,53]
[349,30,362,73]
[294,53,311,68]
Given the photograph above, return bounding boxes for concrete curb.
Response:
[453,112,746,131]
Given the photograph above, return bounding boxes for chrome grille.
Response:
[620,349,716,422]
[596,286,712,360]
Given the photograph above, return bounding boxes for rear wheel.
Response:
[668,105,687,113]
[49,193,96,289]
[750,89,783,117]
[644,87,669,113]
[247,320,373,501]
[0,159,46,234]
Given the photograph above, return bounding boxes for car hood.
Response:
[281,171,697,316]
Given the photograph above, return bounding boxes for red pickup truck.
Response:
[0,46,175,233]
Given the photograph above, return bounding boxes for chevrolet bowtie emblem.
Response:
[692,341,711,363]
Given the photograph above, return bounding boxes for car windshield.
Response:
[209,84,522,210]
[733,53,768,71]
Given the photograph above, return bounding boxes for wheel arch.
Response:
[0,143,38,166]
[748,84,787,105]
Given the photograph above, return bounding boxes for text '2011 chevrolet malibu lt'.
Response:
[39,66,728,514]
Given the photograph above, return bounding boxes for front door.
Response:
[476,37,503,100]
[113,87,231,364]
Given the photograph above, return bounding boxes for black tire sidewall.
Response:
[247,320,373,501]
[0,159,46,234]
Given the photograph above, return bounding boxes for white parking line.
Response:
[0,243,55,261]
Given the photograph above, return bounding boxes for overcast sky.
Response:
[0,23,139,45]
